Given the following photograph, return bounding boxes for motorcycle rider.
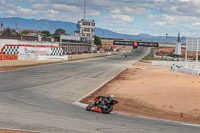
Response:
[105,94,114,103]
[94,95,114,109]
[86,94,118,113]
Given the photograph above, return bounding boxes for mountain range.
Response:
[0,17,186,43]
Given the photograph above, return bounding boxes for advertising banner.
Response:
[134,42,138,47]
[18,46,51,55]
[113,41,134,46]
[113,41,158,47]
[138,42,158,47]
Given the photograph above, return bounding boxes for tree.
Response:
[94,36,102,47]
[3,27,18,36]
[40,30,51,36]
[54,28,65,35]
[21,30,30,35]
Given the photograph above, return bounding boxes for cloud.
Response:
[7,10,17,15]
[87,11,101,16]
[110,9,121,14]
[124,7,151,15]
[98,13,135,36]
[4,0,200,18]
[148,14,200,24]
[192,22,200,26]
[31,4,81,13]
[109,7,151,15]
[104,14,134,24]
[151,21,167,27]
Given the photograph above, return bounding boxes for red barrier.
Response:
[0,54,18,60]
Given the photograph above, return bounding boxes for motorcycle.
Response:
[86,96,118,114]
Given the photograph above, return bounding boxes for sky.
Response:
[0,0,200,37]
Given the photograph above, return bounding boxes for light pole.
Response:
[166,33,168,43]
[83,0,86,20]
[15,21,18,32]
[0,21,3,35]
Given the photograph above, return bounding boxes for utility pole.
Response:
[114,30,116,38]
[15,21,18,32]
[54,26,57,33]
[83,0,86,20]
[0,21,3,35]
[166,33,168,43]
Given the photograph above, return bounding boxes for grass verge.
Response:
[141,47,158,60]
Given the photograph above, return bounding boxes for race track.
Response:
[0,47,199,133]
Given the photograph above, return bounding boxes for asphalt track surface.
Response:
[0,47,199,133]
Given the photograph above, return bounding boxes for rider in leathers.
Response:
[94,95,114,109]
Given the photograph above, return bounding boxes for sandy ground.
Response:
[82,61,200,124]
[133,61,152,66]
[0,60,63,67]
[0,60,64,72]
[0,129,33,133]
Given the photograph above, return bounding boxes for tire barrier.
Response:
[0,54,18,60]
[171,64,200,75]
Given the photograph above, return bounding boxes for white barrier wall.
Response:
[171,64,200,76]
[18,54,38,60]
[38,55,68,61]
[153,55,184,61]
[152,61,200,67]
[18,54,68,61]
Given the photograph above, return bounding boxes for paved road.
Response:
[0,47,199,133]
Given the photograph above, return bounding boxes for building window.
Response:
[84,28,90,32]
[91,29,95,33]
[82,22,90,26]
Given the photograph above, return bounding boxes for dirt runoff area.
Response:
[82,61,200,124]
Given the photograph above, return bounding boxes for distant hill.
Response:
[0,17,186,43]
